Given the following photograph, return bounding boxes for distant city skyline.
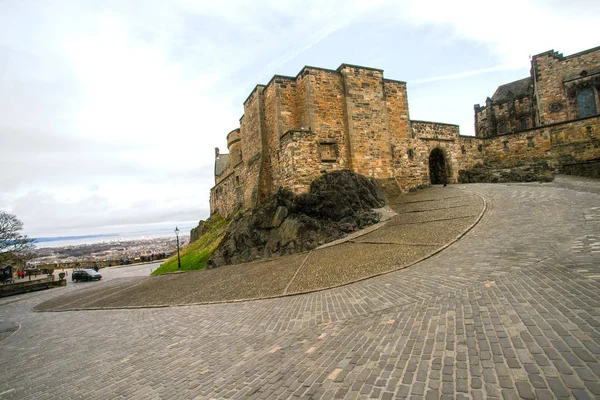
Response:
[33,222,195,248]
[1,0,598,237]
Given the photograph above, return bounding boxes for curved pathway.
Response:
[32,186,484,309]
[1,178,599,399]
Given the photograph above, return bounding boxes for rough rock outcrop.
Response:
[458,160,554,184]
[208,170,386,267]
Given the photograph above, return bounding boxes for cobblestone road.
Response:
[1,179,599,399]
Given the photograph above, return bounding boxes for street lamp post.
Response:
[175,226,181,269]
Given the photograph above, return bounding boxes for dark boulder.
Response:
[208,170,386,267]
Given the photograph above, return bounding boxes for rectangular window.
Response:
[498,121,509,134]
[577,87,597,118]
[519,118,528,130]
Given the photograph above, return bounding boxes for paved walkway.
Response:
[1,179,599,399]
[31,187,483,309]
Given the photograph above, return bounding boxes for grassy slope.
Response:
[151,216,230,275]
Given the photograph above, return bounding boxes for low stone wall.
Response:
[0,276,66,298]
[411,120,459,140]
[483,115,600,173]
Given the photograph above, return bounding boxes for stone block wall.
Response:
[483,115,600,167]
[295,70,311,131]
[210,63,476,215]
[339,65,394,178]
[533,47,600,125]
[390,121,472,190]
[263,80,280,190]
[227,129,242,167]
[210,55,599,218]
[456,135,486,172]
[384,80,411,140]
[475,46,599,138]
[279,130,319,193]
[308,68,350,172]
[210,171,243,217]
[391,137,429,190]
[412,121,459,141]
[479,96,535,136]
[240,86,266,210]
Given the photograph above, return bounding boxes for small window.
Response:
[478,144,483,153]
[461,145,466,155]
[527,137,535,148]
[498,121,509,134]
[519,118,528,130]
[235,176,240,185]
[577,87,597,118]
[503,141,509,150]
[408,149,414,159]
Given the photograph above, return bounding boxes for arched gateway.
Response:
[429,148,447,185]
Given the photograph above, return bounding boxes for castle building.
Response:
[475,46,600,137]
[211,47,600,217]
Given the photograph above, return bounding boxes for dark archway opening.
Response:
[429,148,447,185]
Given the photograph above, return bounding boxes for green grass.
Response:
[151,215,230,275]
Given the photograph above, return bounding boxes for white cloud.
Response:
[412,64,522,85]
[397,0,599,67]
[1,0,597,237]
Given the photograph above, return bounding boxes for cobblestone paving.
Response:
[1,180,599,399]
[30,188,483,308]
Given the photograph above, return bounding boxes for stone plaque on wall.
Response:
[319,142,337,162]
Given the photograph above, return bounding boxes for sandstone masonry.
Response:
[474,46,600,176]
[211,47,600,216]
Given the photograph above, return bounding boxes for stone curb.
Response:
[315,205,398,250]
[37,193,487,312]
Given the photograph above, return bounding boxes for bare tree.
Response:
[0,211,34,261]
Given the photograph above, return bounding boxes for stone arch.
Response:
[428,147,449,185]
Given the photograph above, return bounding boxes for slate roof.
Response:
[491,77,533,102]
[214,154,230,177]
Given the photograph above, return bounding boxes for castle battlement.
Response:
[211,50,600,216]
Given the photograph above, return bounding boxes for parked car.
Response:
[72,269,102,282]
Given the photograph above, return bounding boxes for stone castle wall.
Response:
[389,122,486,190]
[475,46,600,138]
[210,64,433,216]
[475,96,536,137]
[210,48,599,217]
[533,47,600,125]
[340,65,394,178]
[482,115,600,167]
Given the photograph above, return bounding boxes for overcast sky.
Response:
[1,0,598,238]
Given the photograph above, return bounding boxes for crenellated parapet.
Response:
[210,62,417,216]
[208,49,600,217]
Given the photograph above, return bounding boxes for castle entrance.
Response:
[429,148,447,185]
